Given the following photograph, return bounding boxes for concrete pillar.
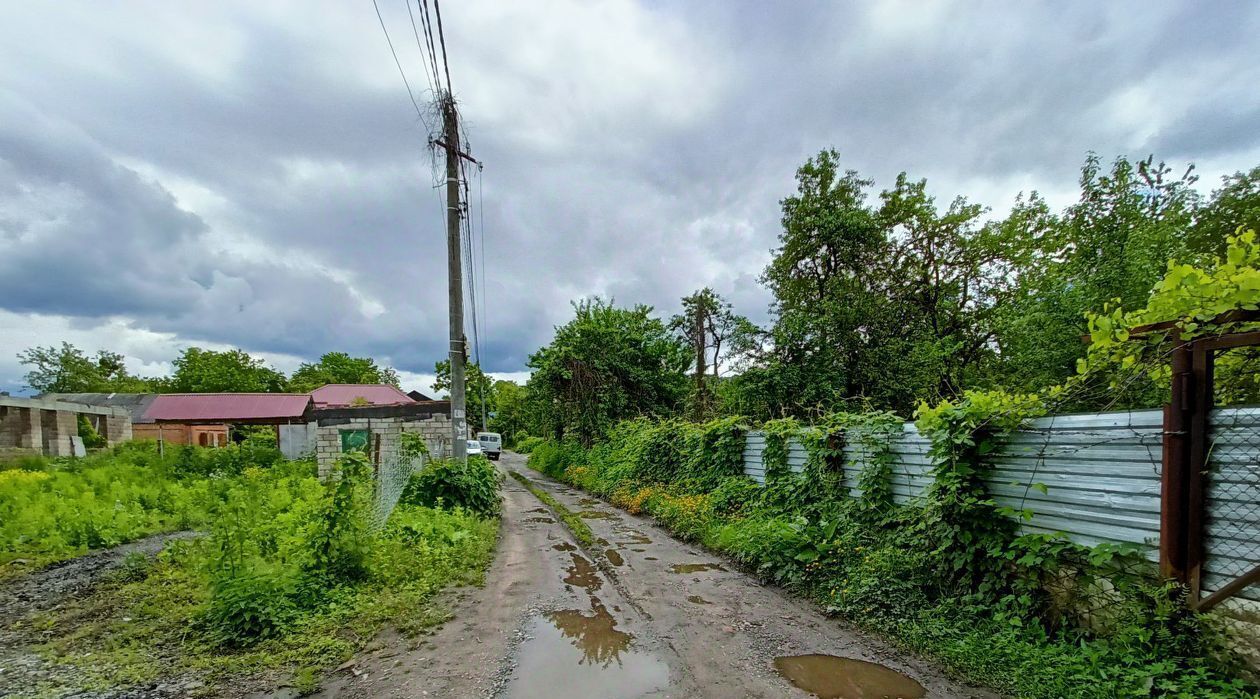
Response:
[41,409,76,456]
[100,412,133,445]
[10,407,42,452]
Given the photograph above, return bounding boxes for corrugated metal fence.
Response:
[744,407,1257,600]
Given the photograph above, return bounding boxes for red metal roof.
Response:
[310,384,416,408]
[143,393,313,423]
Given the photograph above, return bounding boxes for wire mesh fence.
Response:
[1205,400,1260,667]
[372,450,424,530]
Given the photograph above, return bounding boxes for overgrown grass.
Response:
[508,470,594,547]
[0,441,281,577]
[529,420,1256,699]
[4,445,501,696]
[33,504,497,692]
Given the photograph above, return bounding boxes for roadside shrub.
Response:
[527,440,586,480]
[514,436,544,454]
[203,565,299,646]
[306,453,374,583]
[400,456,501,517]
[708,476,761,516]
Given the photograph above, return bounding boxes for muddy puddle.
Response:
[669,562,727,574]
[504,599,669,699]
[579,510,616,520]
[619,532,653,545]
[686,595,711,605]
[525,517,556,524]
[527,507,551,514]
[605,549,624,566]
[773,654,925,699]
[644,556,658,561]
[563,553,603,592]
[578,498,603,507]
[552,542,577,552]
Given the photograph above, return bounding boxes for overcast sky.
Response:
[2,1,1259,396]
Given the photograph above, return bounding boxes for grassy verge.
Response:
[508,470,594,547]
[28,504,497,695]
[4,448,502,696]
[0,441,279,577]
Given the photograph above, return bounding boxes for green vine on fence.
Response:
[914,390,1044,593]
[760,417,801,483]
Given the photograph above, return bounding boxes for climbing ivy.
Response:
[759,417,801,483]
[914,390,1044,592]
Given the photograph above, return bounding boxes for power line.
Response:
[417,1,444,100]
[371,0,426,124]
[403,0,437,101]
[432,0,454,94]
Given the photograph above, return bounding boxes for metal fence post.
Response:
[1160,341,1192,583]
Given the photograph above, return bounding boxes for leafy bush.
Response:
[400,455,501,517]
[708,476,761,516]
[77,415,107,449]
[513,436,544,454]
[306,453,374,583]
[527,440,586,480]
[203,566,298,646]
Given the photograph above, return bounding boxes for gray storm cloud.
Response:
[1,0,1258,391]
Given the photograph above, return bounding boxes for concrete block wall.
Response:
[0,406,42,453]
[0,400,133,459]
[41,410,78,457]
[315,413,451,480]
[100,413,133,445]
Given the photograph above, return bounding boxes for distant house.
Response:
[140,393,314,447]
[311,384,416,409]
[407,389,436,402]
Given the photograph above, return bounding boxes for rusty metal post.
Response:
[1160,341,1192,582]
[1186,344,1214,603]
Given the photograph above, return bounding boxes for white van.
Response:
[477,432,501,460]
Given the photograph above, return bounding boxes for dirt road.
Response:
[316,453,999,699]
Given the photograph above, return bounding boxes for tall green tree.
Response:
[433,360,494,432]
[18,343,153,393]
[169,348,287,393]
[753,149,890,415]
[875,173,1029,402]
[289,352,400,392]
[669,288,759,420]
[992,154,1200,394]
[488,379,528,446]
[525,298,689,444]
[1191,165,1260,258]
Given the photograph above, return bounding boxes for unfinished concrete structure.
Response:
[312,401,451,479]
[0,395,132,458]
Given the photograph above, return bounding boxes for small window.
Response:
[198,432,209,447]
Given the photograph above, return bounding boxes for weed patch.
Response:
[508,470,593,547]
[6,446,500,695]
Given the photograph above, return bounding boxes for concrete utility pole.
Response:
[441,93,467,461]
